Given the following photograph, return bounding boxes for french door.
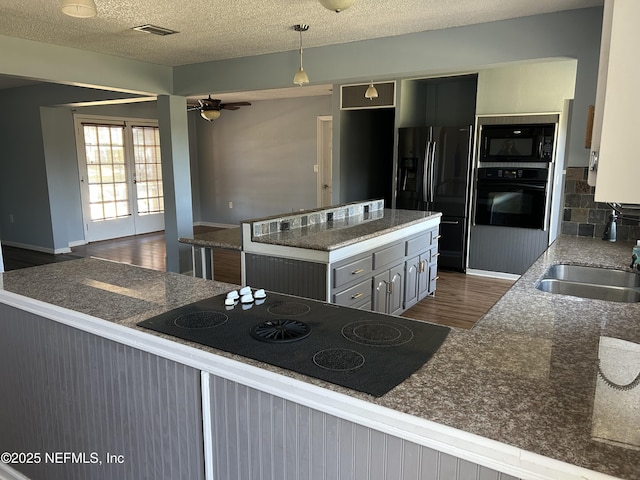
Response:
[75,115,165,243]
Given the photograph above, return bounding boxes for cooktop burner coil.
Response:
[266,302,311,317]
[342,320,414,347]
[174,311,228,329]
[250,319,311,343]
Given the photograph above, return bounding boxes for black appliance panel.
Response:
[474,168,548,230]
[396,125,473,271]
[137,292,450,397]
[480,123,556,163]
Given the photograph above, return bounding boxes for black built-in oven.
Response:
[474,167,549,229]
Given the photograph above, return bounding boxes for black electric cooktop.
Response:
[137,291,450,397]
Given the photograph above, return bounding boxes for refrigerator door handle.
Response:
[422,140,431,203]
[429,141,437,203]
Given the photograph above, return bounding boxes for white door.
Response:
[75,116,165,243]
[317,116,333,207]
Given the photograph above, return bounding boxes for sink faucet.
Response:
[602,209,617,242]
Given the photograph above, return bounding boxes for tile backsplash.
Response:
[562,167,640,241]
[251,199,385,238]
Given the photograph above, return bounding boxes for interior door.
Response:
[317,116,333,207]
[75,116,165,243]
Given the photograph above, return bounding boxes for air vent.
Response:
[132,24,179,36]
[341,81,395,110]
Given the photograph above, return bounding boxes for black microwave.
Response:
[479,123,556,163]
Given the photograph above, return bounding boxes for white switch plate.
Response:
[313,164,318,173]
[228,202,233,208]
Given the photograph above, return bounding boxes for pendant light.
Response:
[293,24,310,86]
[59,0,97,18]
[365,81,379,100]
[319,0,356,12]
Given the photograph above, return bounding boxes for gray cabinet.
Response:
[331,226,439,314]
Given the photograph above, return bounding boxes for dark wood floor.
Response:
[2,229,514,329]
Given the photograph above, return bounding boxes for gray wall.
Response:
[0,84,156,251]
[194,95,332,224]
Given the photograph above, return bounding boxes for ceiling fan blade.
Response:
[187,105,201,111]
[222,101,252,108]
[221,105,240,110]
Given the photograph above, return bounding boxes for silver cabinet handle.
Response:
[351,268,364,275]
[351,292,363,300]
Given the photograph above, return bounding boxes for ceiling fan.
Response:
[187,95,251,121]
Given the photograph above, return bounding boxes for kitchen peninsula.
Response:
[242,200,442,314]
[0,235,639,480]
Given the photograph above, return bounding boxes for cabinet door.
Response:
[404,255,421,308]
[590,0,640,203]
[372,271,389,313]
[388,264,405,316]
[417,253,431,300]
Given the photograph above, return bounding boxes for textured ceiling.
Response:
[0,0,603,67]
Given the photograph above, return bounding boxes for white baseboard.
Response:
[0,463,31,480]
[194,221,237,229]
[68,239,87,248]
[1,241,75,255]
[466,268,520,281]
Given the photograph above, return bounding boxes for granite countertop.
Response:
[249,209,442,251]
[178,227,241,250]
[1,236,639,479]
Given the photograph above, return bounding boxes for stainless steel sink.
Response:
[543,264,640,288]
[536,264,640,303]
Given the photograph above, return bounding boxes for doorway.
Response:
[75,115,165,243]
[317,115,333,207]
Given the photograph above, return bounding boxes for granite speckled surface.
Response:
[248,208,442,251]
[1,235,639,479]
[178,227,241,250]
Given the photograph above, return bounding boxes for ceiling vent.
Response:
[341,81,395,110]
[132,24,179,36]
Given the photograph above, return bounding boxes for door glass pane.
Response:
[132,126,164,215]
[83,124,129,222]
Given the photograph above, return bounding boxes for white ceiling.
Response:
[0,0,602,68]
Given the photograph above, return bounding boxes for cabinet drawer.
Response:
[332,256,372,289]
[333,279,371,308]
[372,242,404,269]
[405,232,430,256]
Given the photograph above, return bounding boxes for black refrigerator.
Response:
[395,126,473,271]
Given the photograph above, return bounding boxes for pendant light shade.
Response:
[365,81,379,100]
[294,67,310,87]
[200,109,221,121]
[60,0,97,18]
[293,24,310,86]
[319,0,356,12]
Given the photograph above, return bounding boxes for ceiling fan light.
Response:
[294,67,310,86]
[318,0,356,12]
[365,82,379,100]
[200,109,221,121]
[59,0,97,18]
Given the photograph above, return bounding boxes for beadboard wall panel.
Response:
[468,225,549,275]
[206,375,521,480]
[0,303,204,480]
[245,253,327,300]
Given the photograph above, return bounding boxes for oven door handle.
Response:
[477,181,546,190]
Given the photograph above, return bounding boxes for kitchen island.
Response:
[0,236,639,480]
[242,200,442,313]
